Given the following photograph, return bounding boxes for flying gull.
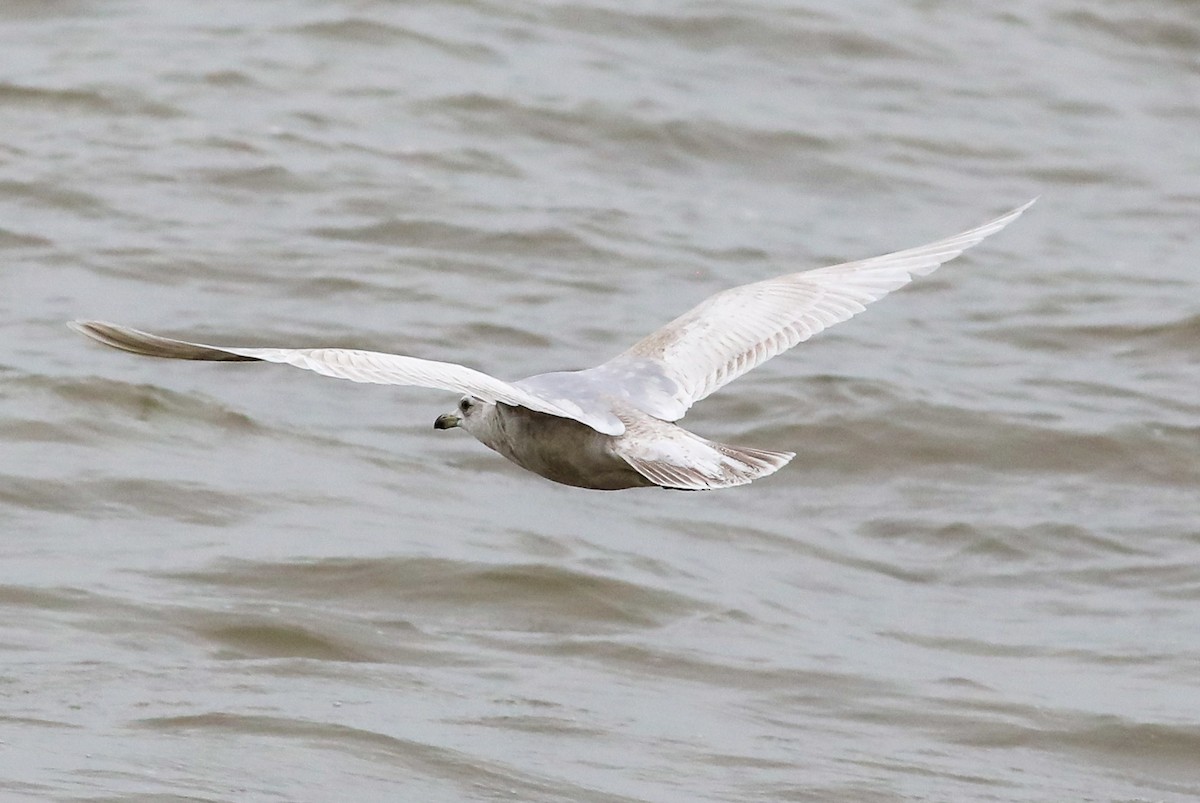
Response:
[72,200,1033,491]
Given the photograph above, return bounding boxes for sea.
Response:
[1,1,1198,800]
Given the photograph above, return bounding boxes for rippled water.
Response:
[3,1,1199,800]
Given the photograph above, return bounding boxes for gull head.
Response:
[434,395,484,431]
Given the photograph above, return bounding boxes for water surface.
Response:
[2,1,1199,800]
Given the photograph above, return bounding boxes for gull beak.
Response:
[434,413,460,430]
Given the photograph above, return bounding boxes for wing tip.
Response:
[960,196,1038,240]
[67,319,103,336]
[68,319,136,350]
[996,196,1038,226]
[68,320,259,361]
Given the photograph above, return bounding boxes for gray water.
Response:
[2,1,1199,800]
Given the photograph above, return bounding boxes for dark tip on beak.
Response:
[434,413,460,430]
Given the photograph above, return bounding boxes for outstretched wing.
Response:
[598,200,1035,420]
[69,321,624,435]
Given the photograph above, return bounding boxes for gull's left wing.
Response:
[595,199,1036,421]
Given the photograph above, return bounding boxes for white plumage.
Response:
[72,200,1033,491]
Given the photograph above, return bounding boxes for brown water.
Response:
[3,1,1199,800]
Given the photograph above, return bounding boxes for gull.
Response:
[72,200,1033,491]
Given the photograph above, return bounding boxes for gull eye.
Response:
[458,397,473,413]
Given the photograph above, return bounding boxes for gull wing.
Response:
[69,321,625,435]
[600,200,1035,420]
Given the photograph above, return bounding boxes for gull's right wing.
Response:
[69,321,625,435]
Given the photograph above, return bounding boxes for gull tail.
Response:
[618,420,795,491]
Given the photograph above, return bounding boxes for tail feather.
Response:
[619,423,794,491]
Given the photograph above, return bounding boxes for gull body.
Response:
[445,402,657,491]
[440,399,789,490]
[72,200,1033,491]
